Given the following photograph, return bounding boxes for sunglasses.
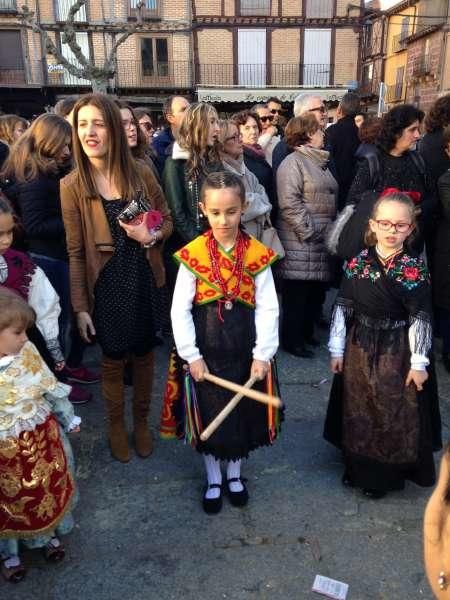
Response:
[260,115,274,123]
[309,106,327,114]
[140,122,154,132]
[270,109,284,115]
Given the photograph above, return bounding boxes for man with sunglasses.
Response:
[253,103,280,167]
[267,97,284,126]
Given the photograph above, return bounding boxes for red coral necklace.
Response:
[206,230,246,321]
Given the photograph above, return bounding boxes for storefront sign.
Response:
[197,87,348,103]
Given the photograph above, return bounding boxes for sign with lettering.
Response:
[197,87,348,103]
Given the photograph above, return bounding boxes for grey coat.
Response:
[276,146,338,281]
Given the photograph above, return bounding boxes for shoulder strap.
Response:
[365,152,380,189]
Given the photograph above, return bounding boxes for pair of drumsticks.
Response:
[199,372,282,441]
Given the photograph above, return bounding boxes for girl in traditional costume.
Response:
[0,288,80,582]
[324,190,441,499]
[0,196,65,370]
[170,171,281,514]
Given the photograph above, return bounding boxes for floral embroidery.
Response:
[345,249,381,283]
[387,254,429,290]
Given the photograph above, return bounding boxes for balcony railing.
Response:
[128,0,159,19]
[413,54,430,77]
[392,32,408,53]
[1,60,342,91]
[386,82,404,103]
[0,0,16,11]
[0,61,44,87]
[239,0,271,16]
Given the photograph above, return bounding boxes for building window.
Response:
[305,0,333,18]
[129,0,159,18]
[240,0,271,16]
[238,29,266,86]
[303,29,331,86]
[0,30,25,84]
[141,37,168,77]
[59,31,90,84]
[55,0,87,21]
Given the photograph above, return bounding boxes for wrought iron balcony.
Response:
[0,61,44,87]
[128,0,159,19]
[412,54,430,77]
[0,0,16,11]
[386,82,404,103]
[392,32,408,53]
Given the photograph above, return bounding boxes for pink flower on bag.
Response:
[146,210,163,230]
[347,258,357,270]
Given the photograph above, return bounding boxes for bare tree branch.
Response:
[19,1,146,91]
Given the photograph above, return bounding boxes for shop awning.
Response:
[196,87,349,103]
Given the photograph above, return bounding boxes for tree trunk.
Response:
[91,78,109,93]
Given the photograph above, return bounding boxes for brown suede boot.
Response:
[101,355,130,463]
[132,352,155,458]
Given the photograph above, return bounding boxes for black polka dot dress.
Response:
[93,199,156,358]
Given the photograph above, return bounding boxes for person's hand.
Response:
[330,357,344,373]
[406,368,428,391]
[251,359,270,381]
[189,358,209,382]
[77,311,96,343]
[70,426,81,433]
[118,216,154,245]
[54,360,65,372]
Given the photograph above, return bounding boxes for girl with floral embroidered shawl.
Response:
[168,171,281,515]
[0,288,80,582]
[324,191,441,499]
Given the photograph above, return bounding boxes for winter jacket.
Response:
[220,153,272,239]
[243,146,274,206]
[162,142,223,246]
[153,127,175,178]
[433,169,450,310]
[5,172,68,260]
[60,162,172,315]
[325,115,360,210]
[276,145,338,281]
[419,129,450,191]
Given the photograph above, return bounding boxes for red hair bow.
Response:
[380,187,422,204]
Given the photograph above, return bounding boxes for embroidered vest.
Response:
[174,232,278,308]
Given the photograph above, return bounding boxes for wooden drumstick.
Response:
[202,372,282,407]
[200,376,258,442]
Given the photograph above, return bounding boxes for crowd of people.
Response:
[0,90,450,594]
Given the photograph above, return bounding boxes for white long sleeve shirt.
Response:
[171,263,279,364]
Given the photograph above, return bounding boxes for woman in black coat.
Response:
[1,113,96,400]
[433,126,450,372]
[344,105,435,254]
[419,94,450,186]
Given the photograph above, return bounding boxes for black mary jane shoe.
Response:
[227,477,249,507]
[202,484,223,514]
[362,488,387,500]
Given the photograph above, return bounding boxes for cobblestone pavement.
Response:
[5,332,450,600]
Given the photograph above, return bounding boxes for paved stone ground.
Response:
[5,332,450,600]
